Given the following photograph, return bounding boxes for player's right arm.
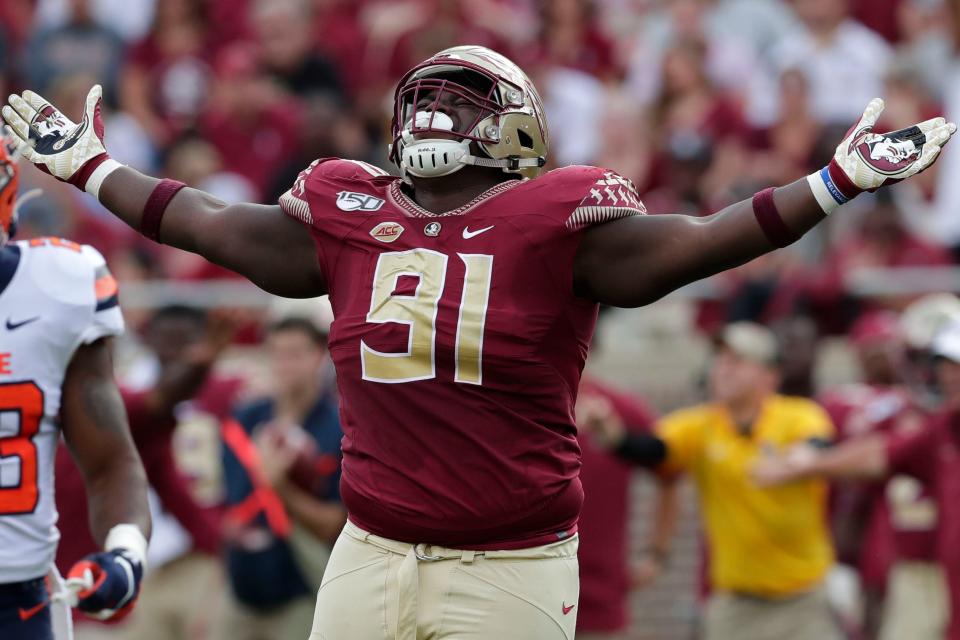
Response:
[750,420,940,487]
[752,434,889,486]
[97,169,325,297]
[2,86,325,298]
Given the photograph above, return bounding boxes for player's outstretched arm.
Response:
[574,100,955,307]
[60,337,151,620]
[750,435,889,487]
[2,86,325,298]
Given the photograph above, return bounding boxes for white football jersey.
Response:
[0,238,123,583]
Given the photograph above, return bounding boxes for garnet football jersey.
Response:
[279,159,645,548]
[0,238,123,583]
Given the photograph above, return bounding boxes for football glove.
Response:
[1,84,121,197]
[65,548,144,621]
[808,98,956,213]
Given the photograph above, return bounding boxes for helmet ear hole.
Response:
[516,129,534,150]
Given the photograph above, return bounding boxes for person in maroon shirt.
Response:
[6,41,954,640]
[574,378,670,639]
[818,311,926,637]
[754,319,960,640]
[55,305,239,639]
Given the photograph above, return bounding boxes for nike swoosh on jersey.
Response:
[462,225,495,239]
[19,599,48,621]
[6,316,39,330]
[562,602,575,615]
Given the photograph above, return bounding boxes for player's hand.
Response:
[576,394,625,450]
[630,553,665,590]
[1,85,113,192]
[65,549,144,621]
[826,99,956,199]
[254,422,300,487]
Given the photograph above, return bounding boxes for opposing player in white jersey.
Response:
[0,132,151,639]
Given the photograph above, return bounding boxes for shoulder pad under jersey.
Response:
[20,238,123,340]
[279,158,392,225]
[21,238,103,306]
[518,165,647,231]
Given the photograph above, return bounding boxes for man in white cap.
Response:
[754,320,960,640]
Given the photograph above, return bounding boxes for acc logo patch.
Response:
[370,222,404,243]
[337,191,385,212]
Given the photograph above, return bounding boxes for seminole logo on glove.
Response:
[852,128,924,176]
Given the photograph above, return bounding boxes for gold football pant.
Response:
[879,561,948,640]
[309,520,579,640]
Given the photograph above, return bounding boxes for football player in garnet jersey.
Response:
[3,46,955,639]
[0,133,150,639]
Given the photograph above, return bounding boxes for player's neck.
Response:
[724,394,768,434]
[408,168,516,215]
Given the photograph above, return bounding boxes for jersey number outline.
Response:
[0,381,43,515]
[361,249,493,385]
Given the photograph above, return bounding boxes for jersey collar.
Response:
[388,178,523,218]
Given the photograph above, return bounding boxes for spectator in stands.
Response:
[251,0,345,102]
[199,43,303,200]
[215,316,345,640]
[119,0,214,146]
[652,38,748,148]
[767,0,892,125]
[573,378,675,640]
[382,0,510,90]
[591,322,841,640]
[32,0,156,43]
[592,89,654,190]
[56,305,240,640]
[772,314,820,398]
[749,68,823,186]
[22,0,125,102]
[625,0,760,108]
[754,319,960,640]
[309,0,368,98]
[532,0,619,80]
[265,95,384,203]
[893,0,953,102]
[929,10,960,258]
[540,68,607,167]
[818,311,926,637]
[646,37,750,213]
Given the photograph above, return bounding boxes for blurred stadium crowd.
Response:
[4,0,960,638]
[3,0,960,332]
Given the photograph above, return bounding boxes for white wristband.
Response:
[805,168,845,215]
[85,158,123,199]
[105,524,148,569]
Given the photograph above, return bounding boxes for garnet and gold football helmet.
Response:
[389,45,549,183]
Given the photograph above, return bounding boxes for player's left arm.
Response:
[574,100,956,307]
[60,337,150,620]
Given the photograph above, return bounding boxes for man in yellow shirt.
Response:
[583,322,840,640]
